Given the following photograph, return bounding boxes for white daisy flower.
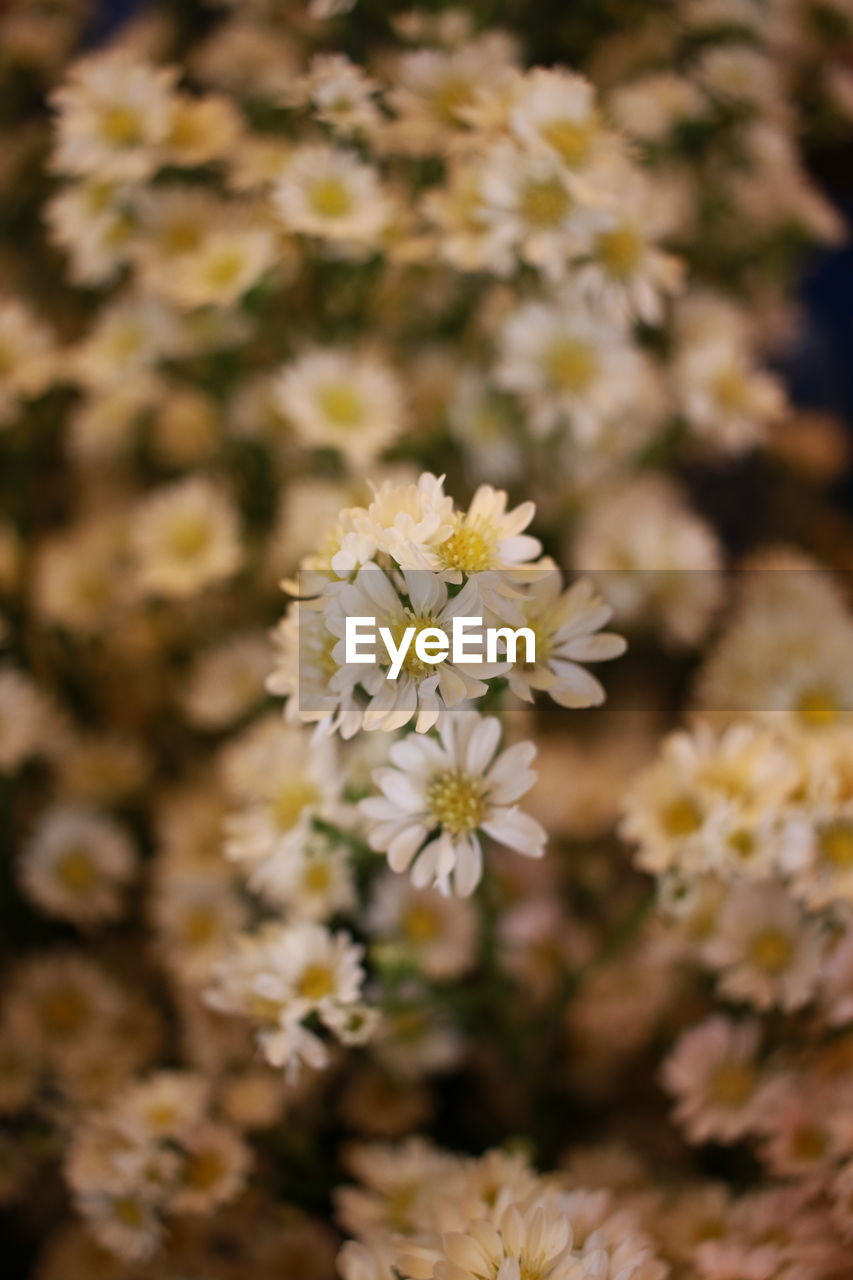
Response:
[275,347,405,466]
[273,144,392,245]
[19,806,136,926]
[50,49,178,182]
[495,295,644,440]
[360,712,545,896]
[507,569,626,708]
[129,476,242,600]
[327,567,508,734]
[206,919,371,1075]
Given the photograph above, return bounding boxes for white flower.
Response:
[273,144,392,245]
[509,66,605,172]
[206,920,371,1075]
[275,348,405,466]
[51,49,178,182]
[360,713,545,896]
[703,882,824,1011]
[130,477,242,599]
[19,806,136,926]
[327,568,507,734]
[507,570,626,708]
[496,296,643,440]
[331,472,455,575]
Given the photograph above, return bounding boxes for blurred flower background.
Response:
[3,1,853,1277]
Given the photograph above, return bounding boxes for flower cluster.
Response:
[1,0,853,1275]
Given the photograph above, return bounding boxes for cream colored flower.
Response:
[361,712,545,896]
[130,477,242,599]
[19,806,136,926]
[273,144,392,245]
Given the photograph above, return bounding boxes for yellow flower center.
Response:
[309,178,353,219]
[317,382,364,429]
[727,829,755,859]
[296,962,336,1001]
[709,1061,756,1108]
[438,516,496,573]
[427,769,485,836]
[303,861,331,893]
[163,220,204,256]
[100,105,144,148]
[712,366,749,413]
[541,114,598,166]
[544,337,598,393]
[388,615,445,678]
[796,685,839,729]
[819,820,853,869]
[37,987,88,1037]
[432,77,476,124]
[56,847,99,894]
[403,903,441,943]
[184,1149,224,1190]
[749,928,793,974]
[791,1124,828,1163]
[113,1195,145,1228]
[204,248,246,291]
[168,515,211,559]
[596,225,643,277]
[270,780,319,831]
[520,178,571,227]
[661,796,702,837]
[183,906,218,945]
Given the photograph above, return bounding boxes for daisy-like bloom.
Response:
[384,35,519,155]
[367,873,478,980]
[758,1079,842,1181]
[478,140,607,281]
[620,718,800,879]
[18,806,137,927]
[117,1072,210,1144]
[703,882,824,1011]
[0,666,57,773]
[75,1187,163,1262]
[396,1197,578,1280]
[72,294,184,390]
[160,92,242,168]
[246,832,357,920]
[205,919,374,1075]
[45,179,136,286]
[360,712,545,896]
[5,952,124,1068]
[275,348,406,467]
[573,164,684,324]
[129,477,242,599]
[662,1016,780,1145]
[495,295,643,440]
[182,632,271,730]
[302,53,382,136]
[673,296,786,453]
[0,297,57,425]
[819,929,853,1027]
[50,49,178,182]
[34,515,126,634]
[67,377,157,464]
[421,155,518,276]
[165,222,277,310]
[509,66,608,172]
[336,1137,454,1238]
[694,44,780,109]
[223,722,340,887]
[695,549,853,734]
[572,474,724,648]
[330,472,455,576]
[272,144,392,246]
[607,72,708,145]
[169,1121,251,1215]
[326,569,508,734]
[506,569,626,708]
